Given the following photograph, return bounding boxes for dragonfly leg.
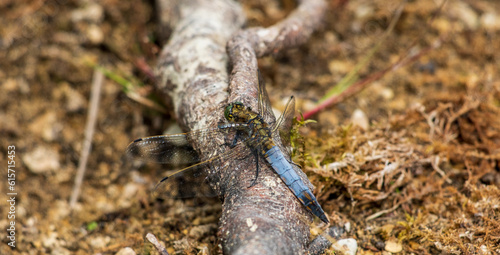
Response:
[248,150,260,188]
[223,134,236,148]
[231,133,240,147]
[225,130,242,148]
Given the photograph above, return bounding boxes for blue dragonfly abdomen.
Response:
[264,146,329,224]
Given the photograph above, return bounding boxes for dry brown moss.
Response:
[300,89,500,253]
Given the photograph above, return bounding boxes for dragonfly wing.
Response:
[125,128,223,165]
[257,70,296,158]
[152,141,249,198]
[257,70,277,125]
[152,165,216,198]
[272,96,295,159]
[126,134,198,165]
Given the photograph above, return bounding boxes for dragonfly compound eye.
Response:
[225,102,244,121]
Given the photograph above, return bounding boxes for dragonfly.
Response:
[126,71,329,224]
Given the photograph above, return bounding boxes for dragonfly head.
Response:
[224,101,245,122]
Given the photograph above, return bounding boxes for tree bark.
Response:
[155,0,327,254]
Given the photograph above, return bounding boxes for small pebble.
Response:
[351,109,369,130]
[89,236,110,249]
[62,84,87,112]
[29,111,62,142]
[450,2,478,30]
[23,146,60,174]
[48,200,71,222]
[116,247,136,255]
[118,183,140,208]
[189,224,216,239]
[344,222,351,233]
[328,60,353,74]
[2,78,18,92]
[332,238,357,255]
[379,87,394,100]
[71,3,104,23]
[480,12,500,31]
[479,244,488,255]
[86,24,104,45]
[51,247,71,255]
[385,240,403,253]
[42,232,59,249]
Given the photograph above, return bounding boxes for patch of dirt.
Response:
[1,0,499,254]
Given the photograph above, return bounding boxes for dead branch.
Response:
[155,0,327,254]
[227,0,326,106]
[222,1,329,254]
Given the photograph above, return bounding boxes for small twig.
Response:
[431,156,452,184]
[444,97,480,135]
[146,233,169,255]
[70,68,104,209]
[227,0,326,105]
[365,201,404,221]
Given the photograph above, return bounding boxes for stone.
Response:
[23,146,60,174]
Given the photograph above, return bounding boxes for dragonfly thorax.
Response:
[224,101,257,123]
[224,101,274,153]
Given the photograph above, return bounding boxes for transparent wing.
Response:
[153,164,215,198]
[152,141,249,198]
[126,128,223,165]
[126,127,251,198]
[257,70,277,125]
[256,69,296,159]
[272,96,295,159]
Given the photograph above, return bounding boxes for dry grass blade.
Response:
[95,65,167,114]
[69,68,104,209]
